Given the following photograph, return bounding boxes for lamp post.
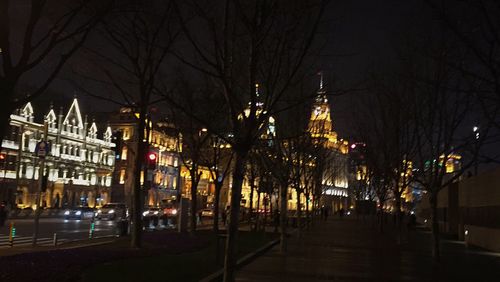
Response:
[32,122,49,246]
[473,126,479,176]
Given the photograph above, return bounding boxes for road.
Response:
[0,218,119,248]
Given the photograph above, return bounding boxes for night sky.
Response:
[38,1,427,140]
[324,0,424,139]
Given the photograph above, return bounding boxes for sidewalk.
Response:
[235,217,500,281]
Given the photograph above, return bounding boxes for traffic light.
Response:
[147,152,157,170]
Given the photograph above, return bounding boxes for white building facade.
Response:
[0,98,115,209]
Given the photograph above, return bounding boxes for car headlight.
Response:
[153,211,159,215]
[108,209,115,214]
[75,211,82,216]
[64,210,70,215]
[142,211,149,216]
[172,209,177,215]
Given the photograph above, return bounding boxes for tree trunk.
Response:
[378,205,384,233]
[190,170,198,235]
[263,194,268,230]
[395,194,402,243]
[280,183,288,253]
[255,191,261,231]
[249,177,254,221]
[305,194,310,229]
[131,109,147,249]
[430,192,440,262]
[310,198,316,227]
[296,189,301,233]
[213,181,222,233]
[223,151,247,282]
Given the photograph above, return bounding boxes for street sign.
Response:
[35,141,50,158]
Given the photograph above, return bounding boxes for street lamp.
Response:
[473,126,479,140]
[473,126,479,175]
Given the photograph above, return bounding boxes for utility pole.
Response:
[32,122,49,246]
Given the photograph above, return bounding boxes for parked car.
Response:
[64,206,95,220]
[96,203,128,220]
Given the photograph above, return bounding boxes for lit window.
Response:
[121,145,128,160]
[119,169,126,184]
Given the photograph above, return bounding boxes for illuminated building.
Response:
[0,99,115,209]
[110,108,180,208]
[179,164,215,209]
[307,74,350,212]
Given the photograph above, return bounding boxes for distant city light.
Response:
[351,144,356,149]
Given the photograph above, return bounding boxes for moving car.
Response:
[64,206,95,220]
[142,207,163,218]
[200,208,214,218]
[163,205,178,217]
[96,203,127,220]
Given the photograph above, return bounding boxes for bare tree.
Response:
[204,136,233,233]
[73,1,179,248]
[426,0,500,133]
[260,135,294,253]
[170,102,211,235]
[406,36,488,260]
[172,1,328,280]
[356,70,419,238]
[0,0,113,145]
[289,134,316,232]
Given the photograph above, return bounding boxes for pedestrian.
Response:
[0,202,7,227]
[407,213,417,230]
[324,207,329,221]
[198,210,203,224]
[320,206,325,220]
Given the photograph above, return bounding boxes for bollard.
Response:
[89,221,95,239]
[9,221,15,247]
[53,233,58,246]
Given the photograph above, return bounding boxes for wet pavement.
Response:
[235,216,500,281]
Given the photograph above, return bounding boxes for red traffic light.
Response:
[147,152,157,170]
[148,152,157,161]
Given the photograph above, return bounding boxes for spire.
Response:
[255,82,263,107]
[316,71,327,103]
[319,71,324,90]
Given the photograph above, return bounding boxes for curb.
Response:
[199,238,280,282]
[59,240,115,250]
